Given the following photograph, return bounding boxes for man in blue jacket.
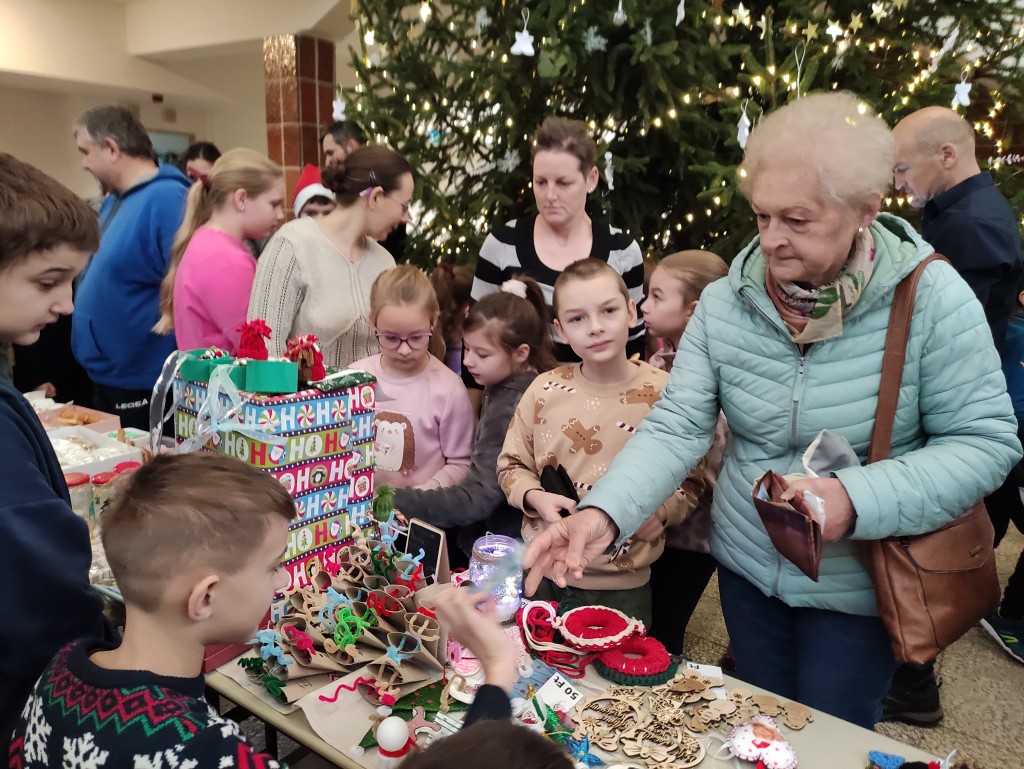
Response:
[72,105,189,430]
[889,106,1024,725]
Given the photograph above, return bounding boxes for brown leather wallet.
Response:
[751,470,822,581]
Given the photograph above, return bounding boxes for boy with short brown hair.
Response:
[10,453,295,768]
[498,259,705,626]
[0,152,110,753]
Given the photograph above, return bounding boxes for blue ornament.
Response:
[566,736,603,767]
[867,750,906,769]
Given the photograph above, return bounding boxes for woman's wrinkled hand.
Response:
[780,476,857,542]
[523,507,619,592]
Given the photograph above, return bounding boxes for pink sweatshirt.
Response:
[351,353,474,489]
[173,226,256,354]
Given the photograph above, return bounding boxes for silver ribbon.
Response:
[178,365,286,454]
[149,350,186,455]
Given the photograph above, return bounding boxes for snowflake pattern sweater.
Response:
[497,361,705,590]
[9,639,283,769]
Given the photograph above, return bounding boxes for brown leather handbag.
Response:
[859,254,1001,665]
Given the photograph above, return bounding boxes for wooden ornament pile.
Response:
[571,669,814,768]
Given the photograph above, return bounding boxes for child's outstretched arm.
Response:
[434,588,517,726]
[394,380,525,527]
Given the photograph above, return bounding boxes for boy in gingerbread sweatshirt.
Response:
[497,259,704,626]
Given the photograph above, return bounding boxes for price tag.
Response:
[535,671,584,712]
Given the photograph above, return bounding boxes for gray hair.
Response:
[737,91,894,214]
[74,105,155,161]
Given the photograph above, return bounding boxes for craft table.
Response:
[206,670,360,769]
[206,664,941,769]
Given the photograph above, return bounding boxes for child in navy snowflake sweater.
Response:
[0,153,114,754]
[9,453,295,768]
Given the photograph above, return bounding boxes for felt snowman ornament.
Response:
[724,715,798,769]
[376,716,417,769]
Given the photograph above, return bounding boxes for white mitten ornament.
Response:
[511,11,535,56]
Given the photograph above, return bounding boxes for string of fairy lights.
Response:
[347,1,1024,257]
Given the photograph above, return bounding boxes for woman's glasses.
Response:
[375,330,432,350]
[384,192,412,216]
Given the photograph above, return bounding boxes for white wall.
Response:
[0,85,87,195]
[0,47,267,200]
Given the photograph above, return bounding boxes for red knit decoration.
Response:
[236,319,272,360]
[286,334,327,381]
[597,635,671,676]
[557,606,643,651]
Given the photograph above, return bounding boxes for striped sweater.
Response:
[471,215,646,361]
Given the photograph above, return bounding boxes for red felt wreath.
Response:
[557,606,643,651]
[597,635,671,677]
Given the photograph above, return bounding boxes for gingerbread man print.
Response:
[561,418,602,455]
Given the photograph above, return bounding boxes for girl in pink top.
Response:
[154,148,284,353]
[351,265,474,490]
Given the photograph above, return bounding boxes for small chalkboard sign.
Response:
[404,518,451,583]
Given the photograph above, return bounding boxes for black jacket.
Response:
[922,172,1023,351]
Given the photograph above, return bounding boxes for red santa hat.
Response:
[293,163,335,217]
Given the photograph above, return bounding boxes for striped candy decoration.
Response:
[542,381,576,393]
[183,386,197,409]
[616,422,636,433]
[321,490,338,513]
[258,409,280,432]
[331,399,347,421]
[296,403,315,427]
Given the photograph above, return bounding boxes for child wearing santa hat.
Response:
[293,163,336,218]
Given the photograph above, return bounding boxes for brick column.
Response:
[264,34,336,213]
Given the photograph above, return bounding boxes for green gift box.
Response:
[244,360,299,394]
[178,348,237,384]
[218,360,247,389]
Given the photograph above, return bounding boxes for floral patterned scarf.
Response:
[765,228,876,344]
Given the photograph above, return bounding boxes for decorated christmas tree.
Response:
[346,0,1024,266]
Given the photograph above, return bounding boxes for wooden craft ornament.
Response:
[781,701,814,730]
[574,693,644,752]
[619,723,705,769]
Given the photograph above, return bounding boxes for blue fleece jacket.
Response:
[0,380,113,753]
[72,164,188,389]
[580,214,1021,617]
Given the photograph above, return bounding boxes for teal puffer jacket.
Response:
[581,214,1022,616]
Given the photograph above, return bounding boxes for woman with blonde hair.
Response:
[155,148,284,353]
[248,145,412,366]
[522,92,1021,728]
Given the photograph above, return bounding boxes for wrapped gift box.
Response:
[174,366,377,595]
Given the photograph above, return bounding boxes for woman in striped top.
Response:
[471,117,646,363]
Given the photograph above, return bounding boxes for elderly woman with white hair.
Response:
[520,92,1021,728]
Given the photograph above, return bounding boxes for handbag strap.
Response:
[868,253,949,464]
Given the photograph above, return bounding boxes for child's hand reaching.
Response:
[523,489,577,523]
[434,588,518,693]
